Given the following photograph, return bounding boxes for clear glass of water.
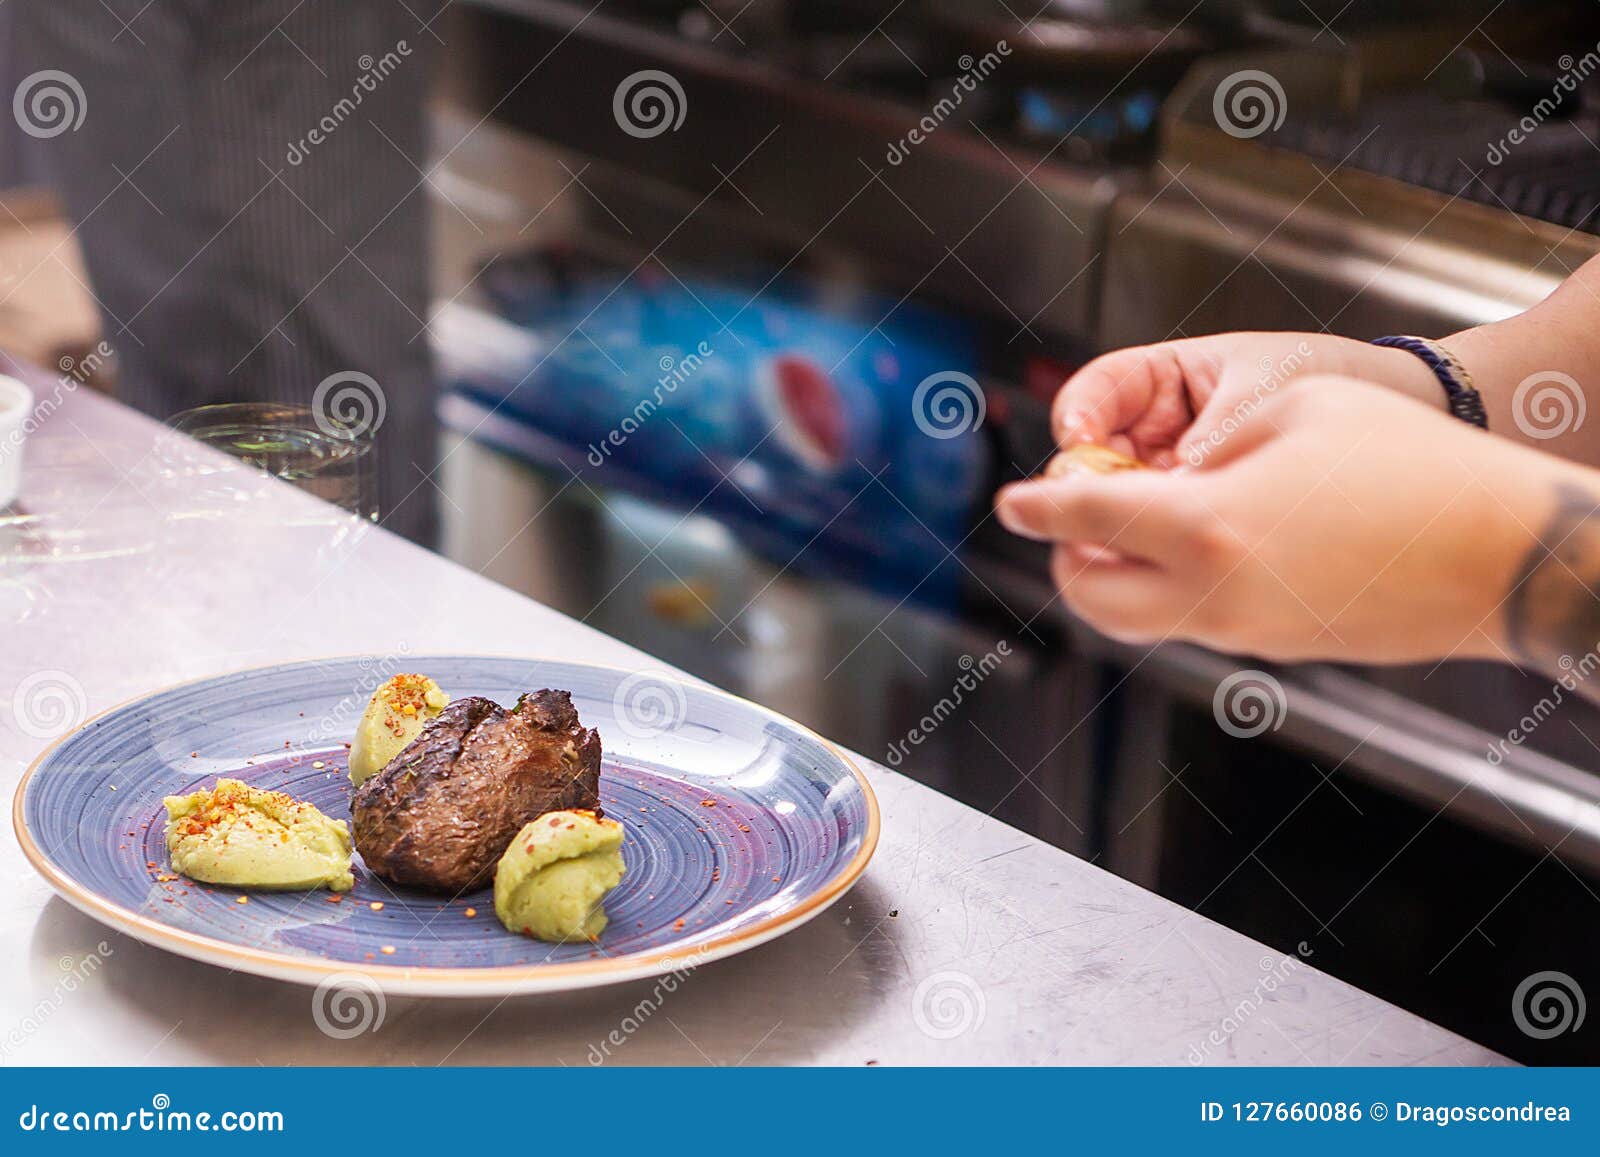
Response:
[164,402,378,522]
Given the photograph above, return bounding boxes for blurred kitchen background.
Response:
[6,0,1600,1062]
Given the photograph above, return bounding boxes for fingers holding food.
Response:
[997,450,1199,565]
[1052,343,1218,457]
[1042,441,1147,480]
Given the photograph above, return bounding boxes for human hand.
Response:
[1051,332,1444,469]
[996,377,1565,665]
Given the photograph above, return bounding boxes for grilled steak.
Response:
[351,690,602,892]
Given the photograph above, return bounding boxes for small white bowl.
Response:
[0,374,36,508]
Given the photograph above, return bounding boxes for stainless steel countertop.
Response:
[0,384,1502,1065]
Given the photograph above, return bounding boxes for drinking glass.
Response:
[164,402,378,522]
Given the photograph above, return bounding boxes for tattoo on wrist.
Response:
[1507,483,1600,675]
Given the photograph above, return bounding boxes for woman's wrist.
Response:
[1365,342,1458,412]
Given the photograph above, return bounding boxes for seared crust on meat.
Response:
[351,691,602,892]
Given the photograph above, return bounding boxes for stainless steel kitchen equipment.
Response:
[429,0,1600,1062]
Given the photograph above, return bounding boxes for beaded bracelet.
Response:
[1371,335,1489,429]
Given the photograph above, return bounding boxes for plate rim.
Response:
[12,653,882,995]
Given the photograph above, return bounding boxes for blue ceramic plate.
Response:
[15,656,879,995]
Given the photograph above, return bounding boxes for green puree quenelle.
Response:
[494,809,625,942]
[164,778,355,891]
[347,673,450,786]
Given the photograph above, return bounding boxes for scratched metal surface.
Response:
[0,385,1503,1065]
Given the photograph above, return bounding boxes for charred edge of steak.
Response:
[513,688,581,731]
[351,695,499,809]
[514,689,604,821]
[351,690,604,892]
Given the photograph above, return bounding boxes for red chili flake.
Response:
[699,800,717,808]
[771,875,781,883]
[738,824,751,833]
[673,918,686,930]
[548,817,562,827]
[325,895,343,904]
